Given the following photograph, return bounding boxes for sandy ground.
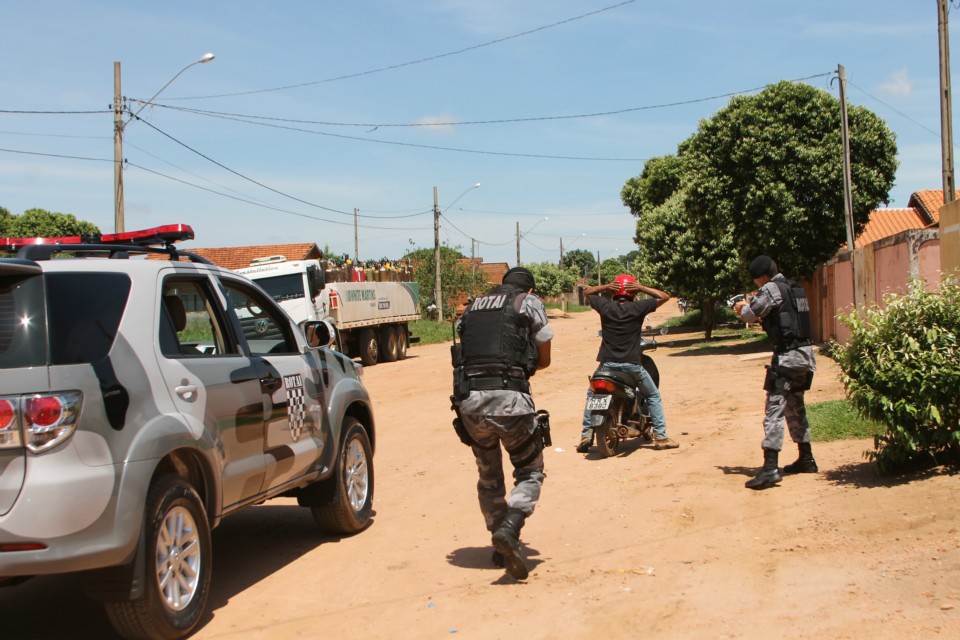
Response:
[4,303,959,639]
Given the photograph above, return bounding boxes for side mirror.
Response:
[302,319,336,348]
[307,265,325,298]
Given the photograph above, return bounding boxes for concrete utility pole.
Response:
[837,64,858,310]
[433,187,443,322]
[113,62,124,233]
[939,0,956,202]
[837,64,856,253]
[516,221,521,266]
[354,208,359,262]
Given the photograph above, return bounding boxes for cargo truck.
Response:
[237,257,420,366]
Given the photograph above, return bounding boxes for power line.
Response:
[127,161,432,231]
[153,73,834,129]
[0,146,110,163]
[169,1,639,101]
[140,108,648,161]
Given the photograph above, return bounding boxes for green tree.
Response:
[681,80,897,280]
[403,245,486,317]
[834,278,960,472]
[621,154,684,219]
[632,191,741,337]
[524,261,578,298]
[3,208,100,238]
[561,248,595,278]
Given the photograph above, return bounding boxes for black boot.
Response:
[745,448,782,490]
[491,508,529,580]
[783,442,818,474]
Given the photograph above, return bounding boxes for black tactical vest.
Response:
[762,277,812,352]
[458,285,537,376]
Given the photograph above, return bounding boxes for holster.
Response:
[449,395,477,447]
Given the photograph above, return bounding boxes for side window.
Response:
[223,282,298,356]
[160,279,232,358]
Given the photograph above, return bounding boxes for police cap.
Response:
[502,267,536,291]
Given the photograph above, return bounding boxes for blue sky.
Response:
[0,1,953,266]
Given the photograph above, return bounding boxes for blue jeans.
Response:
[581,362,668,441]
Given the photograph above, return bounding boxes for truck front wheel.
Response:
[358,328,378,366]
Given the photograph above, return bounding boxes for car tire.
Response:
[311,419,374,535]
[104,474,212,640]
[358,328,378,366]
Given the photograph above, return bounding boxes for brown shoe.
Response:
[654,437,679,450]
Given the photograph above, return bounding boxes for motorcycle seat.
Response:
[592,370,636,387]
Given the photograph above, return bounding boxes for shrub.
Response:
[833,277,960,472]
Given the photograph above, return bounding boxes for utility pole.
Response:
[516,221,521,266]
[559,237,564,268]
[838,64,856,253]
[353,208,359,262]
[597,250,602,285]
[838,64,859,310]
[939,0,956,202]
[113,61,125,233]
[433,187,443,322]
[471,239,477,275]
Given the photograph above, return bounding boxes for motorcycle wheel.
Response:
[594,411,619,458]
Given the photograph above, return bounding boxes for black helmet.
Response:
[502,267,535,291]
[748,255,777,279]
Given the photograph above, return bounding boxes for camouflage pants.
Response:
[461,412,545,532]
[761,367,812,451]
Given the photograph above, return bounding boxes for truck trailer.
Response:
[237,258,420,366]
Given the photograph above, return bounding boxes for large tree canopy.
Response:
[622,80,897,337]
[681,80,897,280]
[0,207,100,239]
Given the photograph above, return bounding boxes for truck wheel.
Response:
[104,475,212,640]
[358,328,378,366]
[311,419,374,534]
[396,326,408,360]
[380,326,399,363]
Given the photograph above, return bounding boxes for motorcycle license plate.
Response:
[586,395,612,410]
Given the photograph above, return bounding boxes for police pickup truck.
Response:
[0,224,376,639]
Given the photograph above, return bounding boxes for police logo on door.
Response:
[284,373,306,441]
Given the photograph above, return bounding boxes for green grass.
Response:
[807,398,885,442]
[409,318,458,346]
[544,302,590,313]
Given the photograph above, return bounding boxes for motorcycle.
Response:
[585,329,665,457]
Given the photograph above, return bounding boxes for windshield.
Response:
[252,273,305,302]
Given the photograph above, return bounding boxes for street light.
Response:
[433,182,481,322]
[515,216,548,266]
[114,53,215,232]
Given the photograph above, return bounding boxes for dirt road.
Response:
[4,304,959,639]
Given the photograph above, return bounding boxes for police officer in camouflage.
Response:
[452,267,553,579]
[734,255,818,490]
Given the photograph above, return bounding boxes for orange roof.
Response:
[855,208,927,246]
[181,243,320,270]
[907,189,944,225]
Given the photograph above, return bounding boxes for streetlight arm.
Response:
[128,53,215,123]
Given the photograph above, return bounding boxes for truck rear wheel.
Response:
[358,328,378,366]
[397,326,408,360]
[380,326,399,363]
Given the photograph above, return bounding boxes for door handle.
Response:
[175,384,198,402]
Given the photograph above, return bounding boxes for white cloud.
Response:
[413,114,460,133]
[877,68,914,98]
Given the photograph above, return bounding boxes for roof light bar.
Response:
[0,224,194,252]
